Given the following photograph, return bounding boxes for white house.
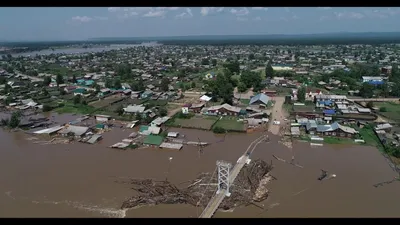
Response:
[362,76,383,83]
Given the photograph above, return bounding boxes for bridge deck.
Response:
[199,156,249,218]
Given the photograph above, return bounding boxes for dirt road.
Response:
[268,96,287,135]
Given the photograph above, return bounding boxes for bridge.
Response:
[199,135,267,218]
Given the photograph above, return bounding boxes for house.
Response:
[167,132,179,138]
[375,123,393,132]
[315,94,347,103]
[200,95,212,102]
[58,125,89,138]
[139,125,161,135]
[249,93,270,106]
[64,86,77,93]
[307,122,358,138]
[262,90,277,97]
[73,88,87,96]
[206,104,242,116]
[99,88,111,97]
[141,90,153,99]
[130,91,143,99]
[190,102,205,113]
[143,135,164,147]
[362,76,383,83]
[205,72,216,80]
[33,125,64,135]
[95,114,111,122]
[151,117,170,127]
[124,105,146,114]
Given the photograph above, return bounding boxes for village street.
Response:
[268,96,287,135]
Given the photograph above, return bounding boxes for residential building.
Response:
[206,103,242,116]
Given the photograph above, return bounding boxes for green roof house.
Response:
[143,135,164,147]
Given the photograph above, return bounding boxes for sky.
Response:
[1,7,400,41]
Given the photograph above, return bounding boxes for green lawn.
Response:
[240,99,250,105]
[55,103,97,115]
[374,102,400,122]
[213,117,245,132]
[323,137,354,145]
[357,126,384,151]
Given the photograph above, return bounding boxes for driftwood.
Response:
[120,159,273,211]
[272,154,304,169]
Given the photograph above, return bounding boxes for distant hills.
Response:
[89,32,400,42]
[88,32,400,45]
[3,32,400,47]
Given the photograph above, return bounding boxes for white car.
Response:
[273,121,281,125]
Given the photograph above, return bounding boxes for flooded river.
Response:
[0,115,399,217]
[3,42,161,58]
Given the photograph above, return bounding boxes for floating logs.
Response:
[120,159,274,211]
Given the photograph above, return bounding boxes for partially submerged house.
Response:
[58,125,89,138]
[206,104,242,116]
[306,122,358,138]
[143,135,164,147]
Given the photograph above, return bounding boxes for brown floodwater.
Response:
[0,113,399,217]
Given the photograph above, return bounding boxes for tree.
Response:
[359,83,374,98]
[297,86,306,103]
[105,79,113,88]
[211,59,217,67]
[248,54,255,60]
[366,101,374,108]
[8,111,21,128]
[159,107,168,117]
[160,77,170,92]
[56,74,64,87]
[42,104,53,112]
[0,77,6,85]
[224,61,240,74]
[72,74,77,83]
[191,81,196,89]
[379,107,387,112]
[73,95,81,105]
[265,60,274,78]
[201,58,209,65]
[43,76,51,86]
[42,88,49,96]
[115,105,124,116]
[114,79,122,89]
[237,82,247,93]
[135,113,142,122]
[95,84,101,93]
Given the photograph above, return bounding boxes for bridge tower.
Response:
[216,160,232,197]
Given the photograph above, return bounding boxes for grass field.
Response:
[55,103,96,114]
[90,97,123,109]
[213,117,246,132]
[172,116,218,130]
[374,102,400,122]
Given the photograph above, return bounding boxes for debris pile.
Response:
[120,159,274,210]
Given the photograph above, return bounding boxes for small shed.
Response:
[167,132,179,138]
[95,114,111,122]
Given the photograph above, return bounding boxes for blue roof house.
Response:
[249,93,270,106]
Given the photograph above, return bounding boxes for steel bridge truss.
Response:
[216,160,232,197]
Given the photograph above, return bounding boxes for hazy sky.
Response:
[1,7,400,41]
